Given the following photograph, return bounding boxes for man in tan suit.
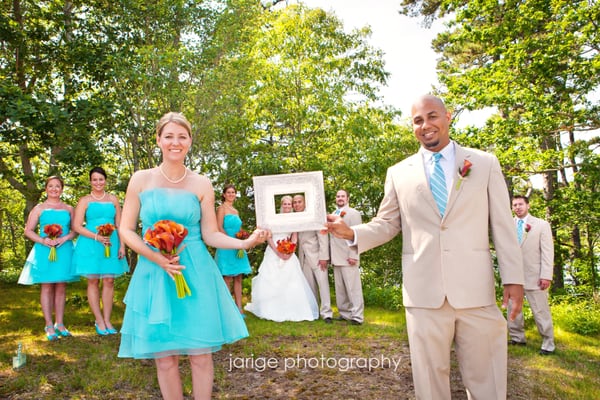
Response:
[329,189,364,325]
[509,195,555,355]
[293,194,333,323]
[326,95,524,399]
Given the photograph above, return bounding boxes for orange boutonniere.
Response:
[43,224,63,262]
[144,220,191,299]
[455,159,473,190]
[276,236,296,255]
[525,224,531,233]
[96,223,116,257]
[235,228,250,258]
[340,211,346,218]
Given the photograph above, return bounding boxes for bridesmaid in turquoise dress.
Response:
[19,176,79,341]
[73,167,128,336]
[117,112,269,400]
[215,184,252,316]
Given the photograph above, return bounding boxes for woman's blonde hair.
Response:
[45,175,64,189]
[280,195,293,213]
[156,112,192,138]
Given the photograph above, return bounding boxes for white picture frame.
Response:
[253,171,327,233]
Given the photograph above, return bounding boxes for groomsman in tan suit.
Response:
[293,194,333,323]
[329,189,364,325]
[326,95,524,399]
[509,195,555,355]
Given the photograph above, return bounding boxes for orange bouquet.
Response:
[235,229,250,258]
[276,236,296,255]
[43,224,63,262]
[96,223,116,257]
[144,220,192,299]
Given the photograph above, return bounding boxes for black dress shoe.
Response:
[324,317,332,324]
[509,340,526,346]
[539,349,554,355]
[350,319,362,325]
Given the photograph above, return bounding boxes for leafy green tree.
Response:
[1,0,110,213]
[1,0,418,290]
[239,5,404,207]
[1,0,227,259]
[242,4,418,286]
[193,3,417,286]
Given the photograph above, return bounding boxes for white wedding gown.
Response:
[245,232,319,322]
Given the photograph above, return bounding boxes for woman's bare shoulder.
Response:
[181,172,212,205]
[127,169,155,191]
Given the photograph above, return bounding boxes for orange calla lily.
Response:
[144,220,191,298]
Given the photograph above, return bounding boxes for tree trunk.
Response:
[541,135,563,290]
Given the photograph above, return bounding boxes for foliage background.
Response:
[1,0,598,297]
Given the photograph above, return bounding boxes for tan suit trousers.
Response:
[302,264,332,319]
[333,265,364,323]
[508,290,555,351]
[405,300,507,400]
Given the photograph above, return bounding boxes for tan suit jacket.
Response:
[297,230,330,268]
[330,207,361,266]
[354,144,524,309]
[519,216,553,289]
[330,206,363,322]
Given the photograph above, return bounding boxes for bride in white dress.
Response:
[245,196,319,322]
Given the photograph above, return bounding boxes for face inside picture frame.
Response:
[275,194,305,214]
[253,171,327,233]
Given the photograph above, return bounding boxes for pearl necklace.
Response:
[90,191,106,201]
[159,164,187,184]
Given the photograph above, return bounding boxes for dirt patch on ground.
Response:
[212,336,470,400]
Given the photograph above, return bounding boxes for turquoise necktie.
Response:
[430,153,447,217]
[517,219,524,243]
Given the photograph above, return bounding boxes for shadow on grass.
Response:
[1,280,599,399]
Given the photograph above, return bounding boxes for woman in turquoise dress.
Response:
[117,112,269,400]
[73,167,128,336]
[215,184,252,316]
[19,176,79,341]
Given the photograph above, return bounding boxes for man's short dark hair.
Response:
[512,195,529,204]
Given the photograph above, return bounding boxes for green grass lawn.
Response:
[1,278,599,399]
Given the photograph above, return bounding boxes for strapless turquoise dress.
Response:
[73,202,129,278]
[118,188,249,359]
[215,214,252,276]
[18,209,79,285]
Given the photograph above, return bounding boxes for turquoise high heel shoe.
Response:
[54,323,72,337]
[95,323,109,336]
[44,326,59,341]
[106,327,118,335]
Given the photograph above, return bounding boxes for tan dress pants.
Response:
[405,300,508,400]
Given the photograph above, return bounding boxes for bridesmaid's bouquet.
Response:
[43,224,63,262]
[96,223,116,257]
[235,229,250,258]
[144,220,192,299]
[276,236,296,255]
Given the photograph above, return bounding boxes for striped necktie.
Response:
[517,219,524,243]
[430,152,447,217]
